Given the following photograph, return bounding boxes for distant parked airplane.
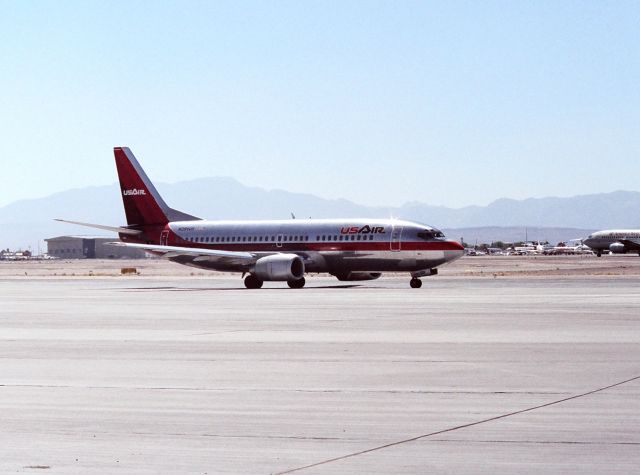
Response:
[583,230,640,257]
[57,147,464,288]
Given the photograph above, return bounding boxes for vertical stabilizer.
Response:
[114,147,200,226]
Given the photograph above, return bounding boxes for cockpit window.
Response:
[417,230,434,240]
[418,229,444,240]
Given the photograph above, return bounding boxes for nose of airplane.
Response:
[446,240,465,261]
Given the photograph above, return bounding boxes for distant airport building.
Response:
[45,236,148,259]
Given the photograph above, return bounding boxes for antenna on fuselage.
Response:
[290,212,296,219]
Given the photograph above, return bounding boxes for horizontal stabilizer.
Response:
[54,219,142,235]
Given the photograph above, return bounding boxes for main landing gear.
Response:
[409,278,422,288]
[287,277,306,289]
[244,274,263,289]
[243,275,306,289]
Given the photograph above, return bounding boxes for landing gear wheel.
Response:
[596,251,602,257]
[409,278,422,288]
[244,274,263,289]
[287,277,306,289]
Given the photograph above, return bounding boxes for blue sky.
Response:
[0,1,638,208]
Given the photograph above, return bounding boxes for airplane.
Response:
[57,147,464,289]
[583,230,640,257]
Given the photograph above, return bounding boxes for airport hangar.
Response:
[45,236,147,259]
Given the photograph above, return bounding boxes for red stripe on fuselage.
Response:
[140,228,463,252]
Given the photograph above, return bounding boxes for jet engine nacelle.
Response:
[609,242,626,254]
[254,254,305,281]
[333,272,382,281]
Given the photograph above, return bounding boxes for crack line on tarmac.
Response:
[274,374,640,475]
[428,439,640,446]
[0,383,570,395]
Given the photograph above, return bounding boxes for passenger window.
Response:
[370,235,374,240]
[351,235,355,241]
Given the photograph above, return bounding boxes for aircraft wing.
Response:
[619,239,640,252]
[107,242,257,270]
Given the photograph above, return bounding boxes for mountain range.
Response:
[2,177,637,251]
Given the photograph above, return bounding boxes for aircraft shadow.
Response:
[119,284,363,292]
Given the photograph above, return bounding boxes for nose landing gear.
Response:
[409,268,437,288]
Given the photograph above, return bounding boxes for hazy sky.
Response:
[1,1,638,209]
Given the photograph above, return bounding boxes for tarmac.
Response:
[1,256,640,474]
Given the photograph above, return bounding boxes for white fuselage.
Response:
[583,229,640,255]
[145,218,464,275]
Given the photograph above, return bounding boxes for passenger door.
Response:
[390,226,403,252]
[160,230,169,246]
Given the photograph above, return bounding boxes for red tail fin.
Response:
[114,147,200,226]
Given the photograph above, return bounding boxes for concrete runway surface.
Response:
[1,258,640,474]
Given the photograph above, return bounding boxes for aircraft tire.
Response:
[409,278,422,289]
[244,274,263,289]
[287,277,306,289]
